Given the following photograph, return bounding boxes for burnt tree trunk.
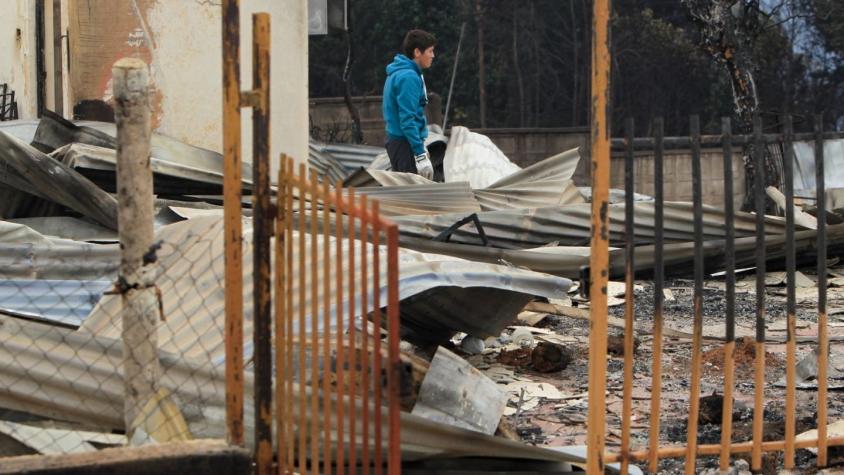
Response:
[684,0,780,211]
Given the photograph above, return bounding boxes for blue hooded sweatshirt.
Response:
[383,54,429,156]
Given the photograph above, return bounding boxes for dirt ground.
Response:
[450,269,844,474]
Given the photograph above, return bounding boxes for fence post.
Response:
[113,58,158,444]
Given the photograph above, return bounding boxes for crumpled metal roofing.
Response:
[0,314,603,467]
[0,279,111,327]
[343,169,434,188]
[0,221,119,280]
[50,143,229,195]
[80,214,570,356]
[354,182,482,216]
[0,131,119,229]
[443,126,521,189]
[392,201,791,249]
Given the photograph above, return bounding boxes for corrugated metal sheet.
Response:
[473,180,584,211]
[443,126,521,189]
[355,182,481,216]
[308,141,349,184]
[6,217,117,242]
[393,201,792,249]
[0,314,602,466]
[0,131,119,229]
[313,141,386,172]
[0,279,111,327]
[343,169,434,188]
[0,421,124,455]
[50,143,231,195]
[486,147,581,187]
[80,215,570,357]
[0,221,119,280]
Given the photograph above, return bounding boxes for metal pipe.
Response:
[322,179,333,475]
[286,158,296,474]
[387,225,401,475]
[816,114,829,467]
[442,22,466,131]
[348,188,358,473]
[608,131,844,151]
[361,194,371,475]
[310,172,321,474]
[222,0,244,447]
[603,435,844,463]
[684,115,703,475]
[751,114,767,471]
[647,117,665,473]
[372,201,384,475]
[719,117,736,471]
[251,14,272,475]
[620,117,635,475]
[296,164,307,474]
[335,182,346,475]
[586,0,612,471]
[275,155,288,473]
[784,114,797,469]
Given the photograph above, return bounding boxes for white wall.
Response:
[0,0,38,118]
[144,0,309,171]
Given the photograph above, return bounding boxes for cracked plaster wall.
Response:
[66,0,308,171]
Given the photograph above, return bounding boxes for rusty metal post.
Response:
[719,117,737,471]
[250,13,273,475]
[113,58,157,444]
[751,114,767,471]
[386,225,401,475]
[620,117,635,475]
[816,114,829,467]
[648,117,665,473]
[784,114,797,469]
[222,0,244,447]
[685,115,704,475]
[275,156,288,473]
[586,0,612,470]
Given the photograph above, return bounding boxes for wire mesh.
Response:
[0,212,234,457]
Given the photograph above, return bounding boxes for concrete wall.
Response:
[601,149,745,209]
[65,0,308,169]
[0,0,38,118]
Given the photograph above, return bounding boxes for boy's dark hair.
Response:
[402,30,437,59]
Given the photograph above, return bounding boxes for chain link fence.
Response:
[0,210,241,457]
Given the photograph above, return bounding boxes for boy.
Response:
[382,29,436,179]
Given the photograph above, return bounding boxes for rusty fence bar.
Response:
[719,117,737,472]
[222,0,244,447]
[647,117,665,474]
[751,114,767,472]
[586,0,612,470]
[620,117,635,475]
[271,156,401,474]
[250,13,273,475]
[784,115,798,470]
[592,114,844,472]
[816,114,829,468]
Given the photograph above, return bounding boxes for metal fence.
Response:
[0,84,18,122]
[265,155,401,474]
[589,114,844,474]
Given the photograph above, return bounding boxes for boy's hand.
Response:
[414,152,434,180]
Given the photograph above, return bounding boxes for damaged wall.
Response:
[0,0,38,118]
[66,0,309,169]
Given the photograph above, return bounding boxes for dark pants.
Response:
[385,138,417,174]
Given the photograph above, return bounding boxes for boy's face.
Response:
[414,46,435,69]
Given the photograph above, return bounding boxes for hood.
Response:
[386,54,421,76]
